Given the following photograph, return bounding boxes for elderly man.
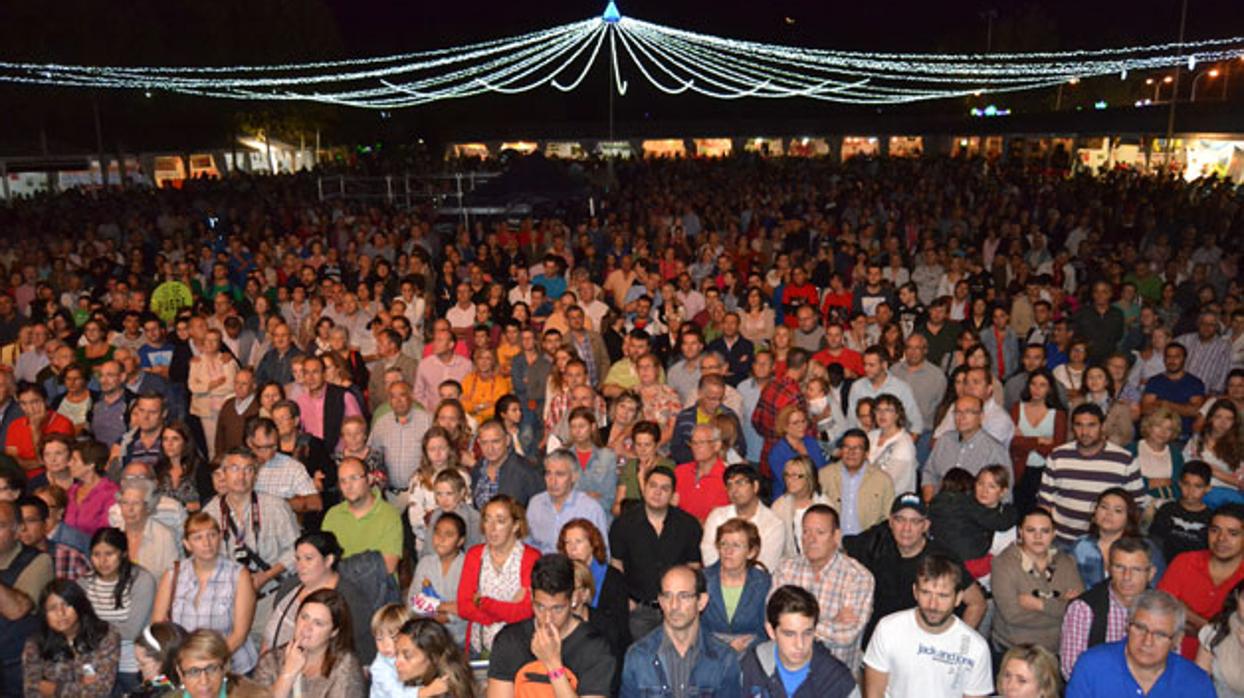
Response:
[114,346,167,398]
[921,395,1012,502]
[245,417,321,514]
[0,499,53,696]
[470,419,544,509]
[674,423,731,523]
[820,429,895,536]
[215,367,259,456]
[619,565,742,698]
[681,352,744,415]
[772,504,875,672]
[671,374,739,465]
[700,464,785,572]
[1065,589,1214,697]
[254,321,303,387]
[321,457,402,574]
[367,380,431,504]
[526,450,610,554]
[1059,536,1157,678]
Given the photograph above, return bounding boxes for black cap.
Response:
[890,492,927,517]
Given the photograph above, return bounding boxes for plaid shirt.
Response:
[773,551,875,672]
[50,541,91,581]
[1059,588,1129,680]
[752,376,808,467]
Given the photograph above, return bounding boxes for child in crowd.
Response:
[411,512,469,645]
[929,465,1017,583]
[425,469,482,551]
[1150,460,1214,563]
[806,375,846,448]
[369,604,420,698]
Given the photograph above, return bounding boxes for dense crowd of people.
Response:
[0,153,1242,698]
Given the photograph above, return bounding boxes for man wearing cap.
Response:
[699,464,785,573]
[844,492,986,647]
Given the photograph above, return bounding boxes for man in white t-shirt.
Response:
[862,553,993,698]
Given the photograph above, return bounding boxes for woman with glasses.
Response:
[768,405,827,499]
[151,512,258,674]
[701,518,771,654]
[174,629,268,698]
[770,456,830,561]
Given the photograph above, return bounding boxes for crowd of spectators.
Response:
[0,152,1242,697]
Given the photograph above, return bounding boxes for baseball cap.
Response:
[890,492,927,517]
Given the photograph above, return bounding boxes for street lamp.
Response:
[1148,75,1175,102]
[1190,67,1221,101]
[1055,77,1079,111]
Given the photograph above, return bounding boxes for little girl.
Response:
[805,375,846,448]
[424,469,482,551]
[411,513,469,645]
[929,466,1017,585]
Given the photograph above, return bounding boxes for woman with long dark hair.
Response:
[1196,578,1244,697]
[21,579,121,697]
[1009,369,1068,515]
[1070,488,1164,587]
[253,588,366,698]
[1185,398,1244,508]
[393,618,475,698]
[79,527,156,693]
[154,421,211,511]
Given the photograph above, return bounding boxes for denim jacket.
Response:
[577,446,619,516]
[701,564,771,650]
[620,623,742,698]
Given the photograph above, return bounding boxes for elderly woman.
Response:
[770,455,831,561]
[253,588,366,698]
[174,629,268,698]
[116,477,179,579]
[457,495,539,657]
[1130,407,1185,506]
[151,512,258,674]
[80,528,157,693]
[154,421,211,512]
[188,329,237,461]
[768,405,827,499]
[702,518,772,654]
[21,579,121,698]
[263,531,375,666]
[990,508,1084,656]
[65,440,119,537]
[461,347,511,424]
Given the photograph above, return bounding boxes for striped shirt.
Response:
[1059,588,1129,680]
[171,556,258,673]
[1038,441,1145,546]
[81,568,156,674]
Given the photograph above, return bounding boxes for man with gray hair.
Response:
[1065,589,1214,697]
[674,423,730,522]
[525,449,609,554]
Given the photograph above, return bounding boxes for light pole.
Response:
[1190,68,1221,101]
[1146,75,1174,103]
[1164,0,1189,162]
[1055,77,1079,111]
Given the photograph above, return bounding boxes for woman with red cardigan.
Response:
[457,494,539,657]
[1009,369,1068,516]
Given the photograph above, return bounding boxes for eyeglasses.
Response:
[1109,563,1151,577]
[1129,621,1176,643]
[180,663,224,681]
[690,439,719,446]
[659,591,699,604]
[223,465,255,474]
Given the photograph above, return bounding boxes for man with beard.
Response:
[861,554,993,698]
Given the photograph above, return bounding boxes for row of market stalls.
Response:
[447,133,1244,183]
[1,134,318,199]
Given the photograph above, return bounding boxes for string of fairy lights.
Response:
[2,1,1242,108]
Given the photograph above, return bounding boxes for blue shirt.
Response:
[1066,640,1214,698]
[525,490,610,554]
[775,645,810,697]
[532,273,567,301]
[1144,372,1206,436]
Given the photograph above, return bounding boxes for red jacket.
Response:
[457,543,539,649]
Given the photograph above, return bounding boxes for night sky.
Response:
[1,0,1242,150]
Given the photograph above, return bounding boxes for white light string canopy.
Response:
[2,1,1242,108]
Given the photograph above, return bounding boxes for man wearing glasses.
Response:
[321,457,402,575]
[244,416,321,515]
[1065,589,1214,697]
[1158,503,1244,660]
[819,429,894,536]
[1059,536,1155,679]
[920,395,1010,503]
[620,565,742,698]
[487,554,616,698]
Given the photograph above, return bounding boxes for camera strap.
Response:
[220,491,261,547]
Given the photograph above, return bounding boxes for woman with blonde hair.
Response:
[997,643,1063,698]
[770,456,831,561]
[1130,406,1184,506]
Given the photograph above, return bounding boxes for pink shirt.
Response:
[294,387,362,448]
[413,353,473,412]
[65,478,120,538]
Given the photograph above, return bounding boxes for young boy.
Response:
[369,604,418,698]
[1150,460,1214,563]
[412,512,468,645]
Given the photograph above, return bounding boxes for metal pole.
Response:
[1164,0,1189,164]
[317,177,324,203]
[93,96,108,188]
